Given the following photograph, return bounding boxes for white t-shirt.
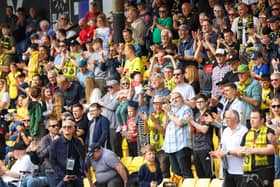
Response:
[221,124,248,175]
[2,154,33,185]
[172,83,195,101]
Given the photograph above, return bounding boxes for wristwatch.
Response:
[227,150,231,155]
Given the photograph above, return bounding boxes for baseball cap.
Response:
[236,64,249,73]
[215,48,226,56]
[88,143,101,153]
[250,51,262,59]
[106,80,119,87]
[178,24,190,30]
[153,95,165,103]
[227,55,240,63]
[267,16,280,23]
[216,77,228,85]
[13,141,27,150]
[78,60,87,67]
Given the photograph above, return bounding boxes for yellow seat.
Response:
[120,156,132,169]
[181,178,197,187]
[274,179,280,187]
[210,178,223,187]
[84,166,96,187]
[196,178,210,187]
[129,156,144,173]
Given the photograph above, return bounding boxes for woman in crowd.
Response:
[266,97,280,179]
[93,14,111,52]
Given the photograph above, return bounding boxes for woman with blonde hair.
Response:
[266,97,280,179]
[0,79,10,110]
[184,65,200,94]
[85,77,102,106]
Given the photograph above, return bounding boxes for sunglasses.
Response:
[272,8,279,11]
[122,82,129,85]
[49,124,59,128]
[62,125,73,129]
[23,119,30,122]
[59,45,66,47]
[228,13,236,16]
[272,104,280,109]
[173,73,181,76]
[107,86,113,89]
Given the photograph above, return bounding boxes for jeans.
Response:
[275,154,280,179]
[19,176,57,187]
[168,147,193,178]
[56,178,83,187]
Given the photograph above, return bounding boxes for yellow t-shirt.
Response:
[261,88,271,111]
[147,112,166,152]
[124,57,144,77]
[28,51,39,80]
[7,71,20,99]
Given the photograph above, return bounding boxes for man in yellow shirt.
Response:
[117,44,144,78]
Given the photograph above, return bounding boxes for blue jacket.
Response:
[86,115,110,147]
[49,136,84,179]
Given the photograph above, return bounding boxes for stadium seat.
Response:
[274,179,280,187]
[129,156,144,173]
[181,178,197,187]
[196,178,211,187]
[120,156,132,169]
[210,178,223,187]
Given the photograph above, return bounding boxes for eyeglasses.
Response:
[272,104,280,108]
[171,96,181,101]
[49,124,59,128]
[259,16,266,19]
[173,73,181,76]
[89,109,99,112]
[62,125,73,129]
[122,82,129,85]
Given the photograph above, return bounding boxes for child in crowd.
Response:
[123,100,138,157]
[138,145,163,187]
[260,74,271,114]
[116,77,133,132]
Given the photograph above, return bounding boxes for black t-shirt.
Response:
[0,119,9,159]
[76,115,89,142]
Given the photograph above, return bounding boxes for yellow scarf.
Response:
[145,160,156,173]
[238,78,251,96]
[243,125,269,172]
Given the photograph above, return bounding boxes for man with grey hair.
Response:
[162,91,193,178]
[270,72,280,99]
[49,119,84,187]
[210,109,248,187]
[98,80,121,156]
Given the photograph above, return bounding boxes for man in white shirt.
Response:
[0,141,33,187]
[210,110,248,187]
[172,68,196,108]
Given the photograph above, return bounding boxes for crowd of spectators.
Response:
[0,0,279,186]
